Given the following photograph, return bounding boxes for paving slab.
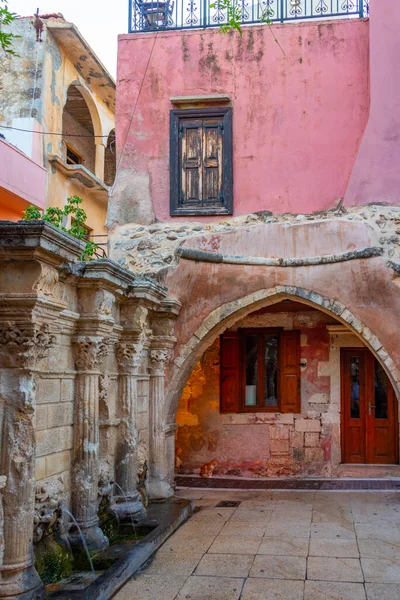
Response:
[249,555,307,580]
[156,531,216,554]
[141,551,203,576]
[113,574,188,600]
[175,575,244,600]
[194,553,254,577]
[362,558,400,583]
[304,580,366,600]
[258,536,310,557]
[307,557,364,582]
[241,578,304,599]
[208,535,262,555]
[365,583,400,600]
[308,537,359,557]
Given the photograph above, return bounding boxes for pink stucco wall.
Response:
[345,0,400,205]
[0,138,46,215]
[113,18,369,225]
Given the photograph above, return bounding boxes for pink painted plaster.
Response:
[115,18,369,223]
[345,0,400,205]
[0,138,46,211]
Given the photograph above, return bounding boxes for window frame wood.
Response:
[170,107,233,216]
[66,145,83,166]
[239,328,282,413]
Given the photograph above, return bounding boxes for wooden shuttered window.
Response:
[170,108,233,216]
[220,331,240,413]
[279,330,301,413]
[220,329,301,414]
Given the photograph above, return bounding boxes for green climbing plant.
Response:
[22,196,99,261]
[209,0,286,56]
[0,0,18,55]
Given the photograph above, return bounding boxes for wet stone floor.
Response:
[114,488,400,599]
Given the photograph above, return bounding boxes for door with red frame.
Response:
[341,348,398,464]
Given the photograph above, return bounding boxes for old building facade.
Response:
[1,0,400,597]
[0,14,115,237]
[108,0,400,492]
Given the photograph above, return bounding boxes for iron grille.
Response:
[129,0,369,33]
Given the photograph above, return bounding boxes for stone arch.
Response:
[62,84,102,174]
[166,286,400,424]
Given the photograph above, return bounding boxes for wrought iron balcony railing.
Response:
[129,0,369,33]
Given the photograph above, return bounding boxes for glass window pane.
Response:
[264,334,278,407]
[374,359,388,419]
[245,335,258,406]
[350,357,360,419]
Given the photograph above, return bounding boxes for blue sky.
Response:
[10,0,126,76]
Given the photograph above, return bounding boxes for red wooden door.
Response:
[341,349,398,464]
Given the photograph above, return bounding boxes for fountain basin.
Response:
[43,498,193,599]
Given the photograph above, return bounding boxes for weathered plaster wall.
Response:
[110,18,369,227]
[0,17,115,234]
[345,0,400,205]
[176,309,364,477]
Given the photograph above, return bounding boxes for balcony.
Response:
[129,0,369,32]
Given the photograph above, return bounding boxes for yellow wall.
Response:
[41,31,115,236]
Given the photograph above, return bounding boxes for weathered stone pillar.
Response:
[113,341,146,521]
[71,337,109,552]
[148,347,174,498]
[0,323,55,599]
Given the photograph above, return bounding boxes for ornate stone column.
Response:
[113,341,146,521]
[148,347,174,499]
[0,323,55,600]
[71,337,109,552]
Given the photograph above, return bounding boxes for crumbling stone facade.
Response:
[0,221,179,597]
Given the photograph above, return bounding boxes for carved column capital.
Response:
[0,322,56,369]
[149,349,171,376]
[116,342,143,373]
[72,337,110,371]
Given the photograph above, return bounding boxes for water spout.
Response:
[59,504,95,574]
[112,482,138,538]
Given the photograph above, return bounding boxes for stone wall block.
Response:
[61,378,74,402]
[309,393,330,404]
[295,419,321,433]
[304,433,320,447]
[304,447,325,462]
[45,451,70,478]
[36,429,59,457]
[270,439,290,455]
[47,402,74,428]
[37,378,61,404]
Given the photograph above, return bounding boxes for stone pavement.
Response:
[114,488,400,599]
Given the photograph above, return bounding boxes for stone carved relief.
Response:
[99,297,113,316]
[33,477,64,543]
[99,374,110,421]
[72,338,110,371]
[0,322,56,368]
[98,459,112,504]
[116,342,143,373]
[149,349,171,375]
[33,264,59,299]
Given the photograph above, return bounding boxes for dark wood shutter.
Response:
[202,120,223,204]
[170,108,233,216]
[220,332,240,413]
[180,119,203,205]
[279,330,301,413]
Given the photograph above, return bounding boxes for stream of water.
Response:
[59,504,95,574]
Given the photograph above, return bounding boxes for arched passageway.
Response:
[174,296,398,480]
[151,286,400,497]
[62,85,97,174]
